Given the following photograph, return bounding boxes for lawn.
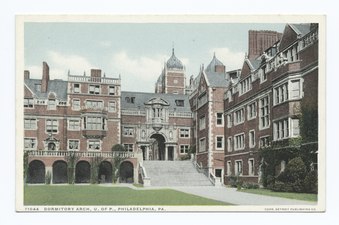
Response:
[24,185,230,206]
[239,188,317,202]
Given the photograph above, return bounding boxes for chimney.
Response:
[41,62,50,93]
[215,65,226,73]
[91,69,102,78]
[248,30,282,60]
[24,70,30,79]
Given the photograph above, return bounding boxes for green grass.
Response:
[239,188,317,202]
[24,185,230,205]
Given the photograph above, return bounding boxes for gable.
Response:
[24,85,34,98]
[240,61,252,79]
[279,25,298,51]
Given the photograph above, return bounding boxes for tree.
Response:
[111,144,126,152]
[90,156,103,184]
[111,144,127,183]
[65,151,80,184]
[23,151,29,184]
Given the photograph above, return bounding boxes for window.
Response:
[180,145,189,154]
[175,100,184,107]
[73,83,80,93]
[273,118,289,140]
[240,77,252,95]
[123,127,134,136]
[227,137,232,152]
[216,113,223,126]
[226,114,232,128]
[72,99,80,110]
[109,86,115,95]
[234,133,245,151]
[290,80,301,99]
[68,140,79,151]
[215,169,222,178]
[86,117,105,130]
[68,119,80,130]
[86,100,103,110]
[47,99,56,110]
[292,119,300,137]
[248,159,255,176]
[24,118,37,130]
[259,96,270,129]
[199,138,206,152]
[124,144,133,152]
[260,136,270,148]
[216,136,224,150]
[234,108,244,125]
[274,83,288,105]
[46,119,58,133]
[24,98,34,108]
[108,101,116,112]
[247,102,257,120]
[226,161,232,176]
[88,140,101,150]
[235,160,243,176]
[24,138,37,150]
[199,115,206,130]
[89,85,100,94]
[179,128,190,138]
[35,84,41,92]
[249,130,255,148]
[260,67,267,83]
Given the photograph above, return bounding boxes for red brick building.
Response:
[224,24,318,185]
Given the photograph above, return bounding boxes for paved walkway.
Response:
[105,184,315,205]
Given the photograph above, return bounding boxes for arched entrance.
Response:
[119,161,134,183]
[150,133,166,160]
[75,161,91,183]
[52,160,68,184]
[27,160,45,184]
[98,161,112,183]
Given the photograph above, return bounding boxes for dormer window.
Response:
[175,100,184,107]
[47,99,56,110]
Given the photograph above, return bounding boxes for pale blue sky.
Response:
[25,23,285,92]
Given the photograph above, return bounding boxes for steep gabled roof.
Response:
[204,71,229,88]
[205,54,224,73]
[24,78,68,100]
[166,48,184,70]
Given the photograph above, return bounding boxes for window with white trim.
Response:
[227,137,232,152]
[72,99,80,110]
[88,140,101,150]
[274,83,288,105]
[89,84,100,95]
[24,138,37,150]
[85,116,105,130]
[259,96,270,129]
[179,128,190,138]
[199,115,206,130]
[24,98,34,108]
[46,119,58,133]
[108,101,116,112]
[248,159,255,176]
[180,145,189,154]
[249,130,255,148]
[68,119,80,130]
[124,144,133,152]
[273,118,289,140]
[216,113,223,126]
[86,100,103,110]
[199,138,206,153]
[234,108,245,125]
[73,83,80,93]
[109,86,116,95]
[123,127,134,136]
[260,136,270,148]
[68,140,79,151]
[24,118,37,130]
[240,76,252,95]
[292,118,300,137]
[234,134,245,151]
[226,161,232,176]
[290,80,301,99]
[216,136,224,150]
[247,102,257,120]
[235,160,243,176]
[47,99,56,110]
[226,114,232,128]
[260,67,267,83]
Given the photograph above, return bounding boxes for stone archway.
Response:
[150,133,166,160]
[52,160,68,184]
[98,161,112,183]
[75,161,91,183]
[119,161,134,183]
[27,160,45,184]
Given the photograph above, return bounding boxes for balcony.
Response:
[68,75,120,85]
[81,106,108,114]
[25,150,138,159]
[82,130,107,139]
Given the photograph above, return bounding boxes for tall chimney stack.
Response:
[41,61,50,93]
[24,70,30,79]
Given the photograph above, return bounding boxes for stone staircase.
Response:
[142,160,212,186]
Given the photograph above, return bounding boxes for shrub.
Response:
[266,175,275,190]
[179,154,191,160]
[304,170,318,193]
[242,182,259,189]
[284,157,307,183]
[112,144,126,152]
[228,176,237,187]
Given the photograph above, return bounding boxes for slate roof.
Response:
[205,54,224,73]
[248,58,261,70]
[204,71,229,88]
[24,78,68,100]
[290,23,311,37]
[121,91,191,112]
[166,48,184,70]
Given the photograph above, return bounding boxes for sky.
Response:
[24,22,285,92]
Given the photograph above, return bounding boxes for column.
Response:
[146,146,149,160]
[173,145,177,161]
[165,146,168,161]
[46,166,53,184]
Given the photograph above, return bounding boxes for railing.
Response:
[300,28,318,50]
[68,75,120,84]
[121,110,146,116]
[169,111,192,118]
[138,163,150,187]
[26,150,136,158]
[209,172,222,187]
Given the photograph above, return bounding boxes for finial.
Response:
[68,69,70,76]
[83,71,86,76]
[245,52,248,59]
[103,73,106,78]
[172,41,175,55]
[213,52,216,58]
